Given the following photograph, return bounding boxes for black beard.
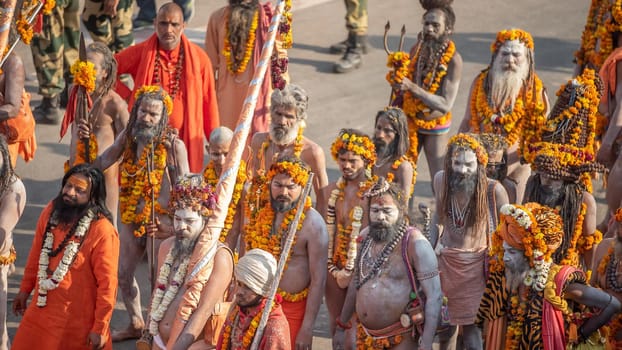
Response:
[539,185,563,207]
[369,221,399,242]
[449,171,476,194]
[373,138,396,159]
[270,195,299,213]
[54,197,89,225]
[238,294,263,309]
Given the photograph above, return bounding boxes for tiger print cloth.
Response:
[476,268,586,349]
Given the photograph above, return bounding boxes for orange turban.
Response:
[497,203,563,255]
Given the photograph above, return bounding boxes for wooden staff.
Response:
[0,0,17,64]
[188,0,287,266]
[250,173,314,350]
[76,35,91,162]
[148,140,156,291]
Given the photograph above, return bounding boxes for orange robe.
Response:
[0,91,36,168]
[205,4,273,134]
[12,203,120,350]
[115,34,220,172]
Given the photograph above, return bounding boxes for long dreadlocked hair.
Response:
[0,135,15,197]
[87,42,117,96]
[524,174,583,264]
[374,108,410,159]
[124,89,170,152]
[440,144,489,234]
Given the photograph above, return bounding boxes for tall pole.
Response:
[188,0,287,266]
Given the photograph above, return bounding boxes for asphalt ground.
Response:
[5,0,595,349]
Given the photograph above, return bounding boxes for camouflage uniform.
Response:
[82,0,134,53]
[134,0,194,24]
[31,0,80,98]
[344,0,368,35]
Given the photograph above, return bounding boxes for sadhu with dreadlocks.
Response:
[431,133,508,350]
[65,42,130,227]
[524,68,606,269]
[85,85,190,341]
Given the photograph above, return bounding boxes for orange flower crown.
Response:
[527,68,606,182]
[169,174,217,217]
[492,203,563,269]
[266,158,311,187]
[70,60,96,93]
[616,208,622,223]
[330,131,377,168]
[134,85,174,116]
[491,28,534,53]
[447,133,488,166]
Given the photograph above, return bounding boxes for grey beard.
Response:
[369,221,399,242]
[269,124,299,146]
[505,262,529,293]
[449,171,476,194]
[132,125,158,143]
[373,138,396,160]
[172,236,197,258]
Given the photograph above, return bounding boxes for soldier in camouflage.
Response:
[31,0,80,124]
[331,0,368,74]
[133,0,194,29]
[81,0,134,53]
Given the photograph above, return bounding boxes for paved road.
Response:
[6,0,596,349]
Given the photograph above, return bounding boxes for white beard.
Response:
[270,122,300,146]
[489,55,530,111]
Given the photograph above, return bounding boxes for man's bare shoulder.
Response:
[209,5,229,22]
[582,190,597,208]
[433,170,445,197]
[103,90,128,111]
[301,137,325,159]
[5,176,25,197]
[302,208,327,236]
[250,132,269,150]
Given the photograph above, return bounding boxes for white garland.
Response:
[327,177,364,277]
[523,250,551,291]
[36,209,96,307]
[148,248,191,336]
[500,204,532,230]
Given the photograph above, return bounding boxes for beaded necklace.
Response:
[355,222,406,289]
[153,44,184,99]
[606,254,622,293]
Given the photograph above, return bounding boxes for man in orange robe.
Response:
[11,164,120,350]
[114,2,219,172]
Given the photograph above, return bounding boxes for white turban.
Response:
[235,249,277,297]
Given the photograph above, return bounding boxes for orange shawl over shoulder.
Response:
[600,47,622,105]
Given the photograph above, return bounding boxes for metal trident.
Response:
[383,21,407,55]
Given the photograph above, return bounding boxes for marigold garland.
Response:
[220,299,276,349]
[16,16,33,45]
[330,132,377,171]
[385,51,410,85]
[559,203,587,267]
[385,155,416,196]
[577,229,603,255]
[223,9,258,74]
[401,40,455,161]
[617,208,622,222]
[469,71,544,148]
[70,60,96,94]
[119,142,168,237]
[505,287,529,350]
[448,133,488,166]
[41,0,55,15]
[279,0,293,49]
[356,322,404,349]
[134,85,173,116]
[202,160,246,243]
[0,246,16,265]
[491,28,534,53]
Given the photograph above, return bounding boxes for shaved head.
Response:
[209,127,234,145]
[158,2,184,17]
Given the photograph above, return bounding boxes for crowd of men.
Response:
[2,0,622,349]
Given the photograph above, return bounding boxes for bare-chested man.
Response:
[325,129,376,349]
[0,135,25,350]
[524,68,605,268]
[598,33,622,234]
[431,133,508,350]
[244,156,328,349]
[591,209,622,347]
[203,127,246,250]
[372,108,415,201]
[86,85,190,341]
[144,174,233,350]
[391,2,461,184]
[248,84,329,217]
[333,178,442,350]
[479,133,517,203]
[460,28,549,203]
[64,42,129,227]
